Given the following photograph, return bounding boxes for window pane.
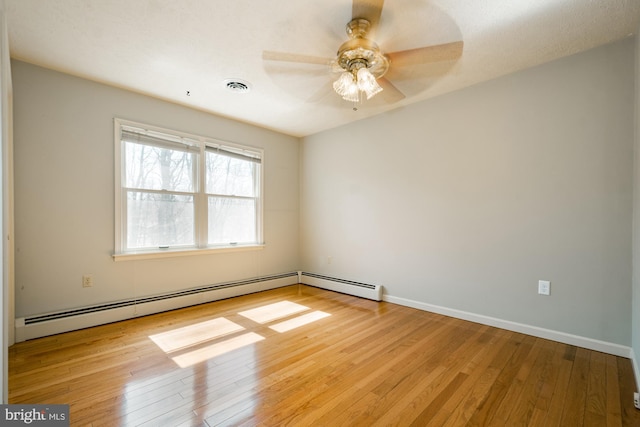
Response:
[206,152,255,197]
[125,142,195,192]
[208,197,256,244]
[117,119,263,254]
[127,192,194,249]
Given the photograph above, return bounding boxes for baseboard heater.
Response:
[299,272,382,301]
[15,272,298,342]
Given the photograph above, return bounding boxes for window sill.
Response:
[112,244,265,262]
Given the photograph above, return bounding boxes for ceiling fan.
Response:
[263,0,463,105]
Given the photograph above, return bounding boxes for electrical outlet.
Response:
[82,275,93,288]
[634,392,639,409]
[538,280,550,296]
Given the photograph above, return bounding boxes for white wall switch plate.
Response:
[634,392,639,409]
[538,280,550,295]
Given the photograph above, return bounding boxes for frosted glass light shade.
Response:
[333,67,383,102]
[356,67,382,99]
[333,72,359,102]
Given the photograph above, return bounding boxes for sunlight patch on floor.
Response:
[172,332,265,368]
[149,317,245,353]
[269,311,331,333]
[147,299,331,368]
[238,300,310,324]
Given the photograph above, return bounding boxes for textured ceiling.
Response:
[5,0,640,137]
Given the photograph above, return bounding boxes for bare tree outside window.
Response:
[116,120,263,254]
[206,151,258,245]
[125,142,195,248]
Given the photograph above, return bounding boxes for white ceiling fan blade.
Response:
[352,0,384,30]
[377,77,405,103]
[306,81,336,103]
[263,51,333,66]
[386,41,463,66]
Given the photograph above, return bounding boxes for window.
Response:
[114,119,263,257]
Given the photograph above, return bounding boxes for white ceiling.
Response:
[5,0,640,137]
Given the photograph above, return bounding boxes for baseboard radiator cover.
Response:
[299,272,382,301]
[15,272,298,342]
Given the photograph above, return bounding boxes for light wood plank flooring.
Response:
[9,285,640,426]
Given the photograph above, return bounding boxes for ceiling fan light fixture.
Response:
[333,71,360,102]
[332,66,383,102]
[332,18,389,103]
[357,67,382,99]
[263,2,465,109]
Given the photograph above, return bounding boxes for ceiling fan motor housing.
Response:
[336,19,389,78]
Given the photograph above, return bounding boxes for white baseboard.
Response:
[15,273,298,342]
[14,271,637,374]
[383,294,632,359]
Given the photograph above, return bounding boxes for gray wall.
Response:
[301,38,634,346]
[12,61,300,318]
[12,38,637,354]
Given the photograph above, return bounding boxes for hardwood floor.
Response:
[9,285,640,426]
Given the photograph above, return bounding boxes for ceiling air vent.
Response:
[224,79,251,93]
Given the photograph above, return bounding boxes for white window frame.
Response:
[113,118,264,261]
